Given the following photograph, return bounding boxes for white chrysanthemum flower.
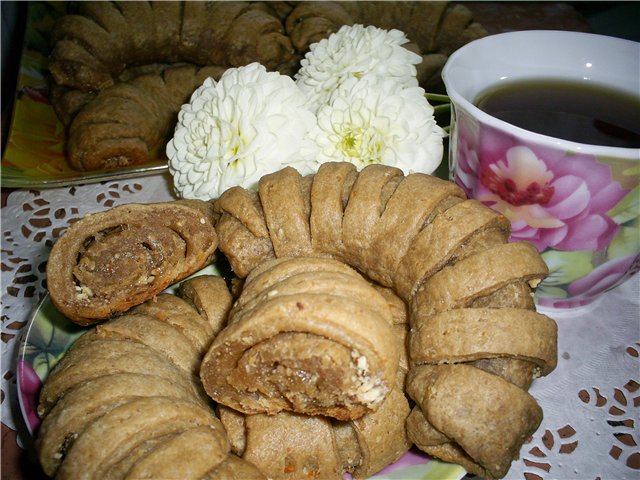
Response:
[295,24,422,112]
[167,63,318,200]
[309,76,444,174]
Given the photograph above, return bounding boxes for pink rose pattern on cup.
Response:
[453,109,640,308]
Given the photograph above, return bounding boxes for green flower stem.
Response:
[425,93,451,104]
[433,104,450,115]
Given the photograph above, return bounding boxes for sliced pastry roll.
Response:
[46,200,218,325]
[200,256,399,421]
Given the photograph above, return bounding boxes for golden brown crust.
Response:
[210,163,556,478]
[394,199,511,302]
[201,454,267,479]
[49,1,293,93]
[258,167,313,258]
[55,397,226,480]
[46,200,218,325]
[39,162,556,480]
[178,275,232,337]
[341,164,405,274]
[37,284,232,479]
[410,307,558,376]
[200,256,398,421]
[406,364,543,479]
[218,384,411,480]
[309,161,358,260]
[411,241,549,318]
[36,373,206,478]
[65,64,225,171]
[214,187,275,278]
[361,172,465,287]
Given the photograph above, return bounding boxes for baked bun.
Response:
[46,199,218,325]
[36,276,265,479]
[39,162,556,479]
[213,162,557,478]
[200,256,400,421]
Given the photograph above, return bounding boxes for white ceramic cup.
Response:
[442,30,640,310]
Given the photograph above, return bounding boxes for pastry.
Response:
[36,275,266,479]
[215,327,411,480]
[200,256,399,421]
[39,162,557,479]
[49,1,294,93]
[46,200,218,325]
[285,1,487,90]
[212,162,557,477]
[65,64,225,171]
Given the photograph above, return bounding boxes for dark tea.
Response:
[474,79,640,149]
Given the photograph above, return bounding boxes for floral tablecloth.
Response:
[1,172,639,479]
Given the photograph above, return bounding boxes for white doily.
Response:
[1,173,176,438]
[1,172,638,479]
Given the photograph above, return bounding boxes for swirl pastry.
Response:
[215,310,411,480]
[38,162,556,479]
[201,256,400,421]
[46,200,218,325]
[212,162,557,478]
[36,275,263,479]
[65,64,225,171]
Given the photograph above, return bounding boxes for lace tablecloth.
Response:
[1,173,639,479]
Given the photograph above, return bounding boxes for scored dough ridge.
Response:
[40,162,556,479]
[213,162,557,479]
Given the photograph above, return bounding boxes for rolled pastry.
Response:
[49,1,294,92]
[66,64,225,171]
[46,200,218,325]
[406,364,543,480]
[200,256,399,420]
[214,187,275,278]
[55,397,228,480]
[210,163,557,478]
[36,373,206,478]
[218,386,410,479]
[37,280,234,479]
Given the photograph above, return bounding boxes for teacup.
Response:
[442,30,639,310]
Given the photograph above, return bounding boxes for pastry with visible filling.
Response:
[46,200,218,325]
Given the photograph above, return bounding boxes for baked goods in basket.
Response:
[46,199,218,325]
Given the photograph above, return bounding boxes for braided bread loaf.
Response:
[213,162,557,478]
[36,275,267,479]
